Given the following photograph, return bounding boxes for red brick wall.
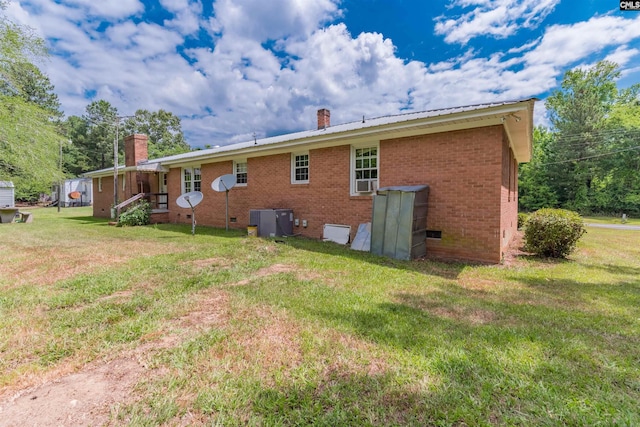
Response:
[500,130,519,260]
[93,176,113,218]
[168,149,373,238]
[162,125,512,262]
[92,171,159,218]
[124,134,148,167]
[381,126,505,263]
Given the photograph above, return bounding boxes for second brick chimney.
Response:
[124,134,149,167]
[317,108,330,129]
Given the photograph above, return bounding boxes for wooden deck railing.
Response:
[145,193,168,211]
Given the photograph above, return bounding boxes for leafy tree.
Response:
[6,61,61,116]
[544,61,640,214]
[0,1,65,201]
[597,99,640,215]
[82,100,118,170]
[62,115,93,176]
[122,109,190,158]
[546,61,620,135]
[519,127,558,211]
[0,0,46,89]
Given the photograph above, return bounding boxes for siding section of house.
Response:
[168,148,373,239]
[164,125,509,263]
[381,125,505,263]
[93,176,114,218]
[500,130,519,260]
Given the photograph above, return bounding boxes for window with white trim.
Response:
[351,145,378,194]
[234,161,247,185]
[182,166,201,193]
[98,177,102,192]
[291,152,309,184]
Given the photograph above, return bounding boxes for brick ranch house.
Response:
[85,99,535,263]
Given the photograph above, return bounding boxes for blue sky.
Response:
[7,0,640,148]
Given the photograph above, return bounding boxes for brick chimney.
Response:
[317,108,330,129]
[124,134,148,167]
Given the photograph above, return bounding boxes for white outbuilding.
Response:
[0,181,15,208]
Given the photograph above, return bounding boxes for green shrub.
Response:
[117,200,151,227]
[524,208,586,258]
[517,212,529,230]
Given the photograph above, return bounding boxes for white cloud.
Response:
[533,99,549,128]
[51,0,144,20]
[603,46,640,68]
[435,0,560,44]
[7,0,640,148]
[159,0,203,35]
[208,0,341,41]
[524,15,640,67]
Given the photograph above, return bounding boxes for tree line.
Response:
[519,61,640,216]
[1,2,189,201]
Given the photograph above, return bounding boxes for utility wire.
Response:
[535,145,640,166]
[547,128,640,146]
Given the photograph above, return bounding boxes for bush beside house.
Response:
[524,208,586,258]
[117,200,151,227]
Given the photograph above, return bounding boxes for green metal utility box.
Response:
[371,185,429,260]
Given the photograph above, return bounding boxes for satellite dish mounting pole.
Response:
[222,181,230,231]
[185,197,196,236]
[211,174,237,232]
[176,192,203,235]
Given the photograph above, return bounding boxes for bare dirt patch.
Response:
[0,288,233,427]
[176,290,231,331]
[0,358,143,427]
[501,230,534,267]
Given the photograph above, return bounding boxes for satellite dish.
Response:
[211,174,237,231]
[176,191,203,208]
[175,191,203,235]
[211,174,237,192]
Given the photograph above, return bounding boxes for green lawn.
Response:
[1,207,639,426]
[583,215,640,225]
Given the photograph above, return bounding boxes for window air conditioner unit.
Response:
[356,179,377,193]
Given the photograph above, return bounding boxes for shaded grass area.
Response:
[1,207,639,426]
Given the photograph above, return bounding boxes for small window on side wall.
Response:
[291,153,309,184]
[235,161,247,185]
[98,177,102,192]
[182,166,201,193]
[352,144,378,195]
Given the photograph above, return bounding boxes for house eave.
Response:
[83,163,169,179]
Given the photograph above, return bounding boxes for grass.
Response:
[1,206,639,426]
[583,215,640,225]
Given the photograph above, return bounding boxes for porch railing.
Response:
[145,193,168,211]
[114,193,145,216]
